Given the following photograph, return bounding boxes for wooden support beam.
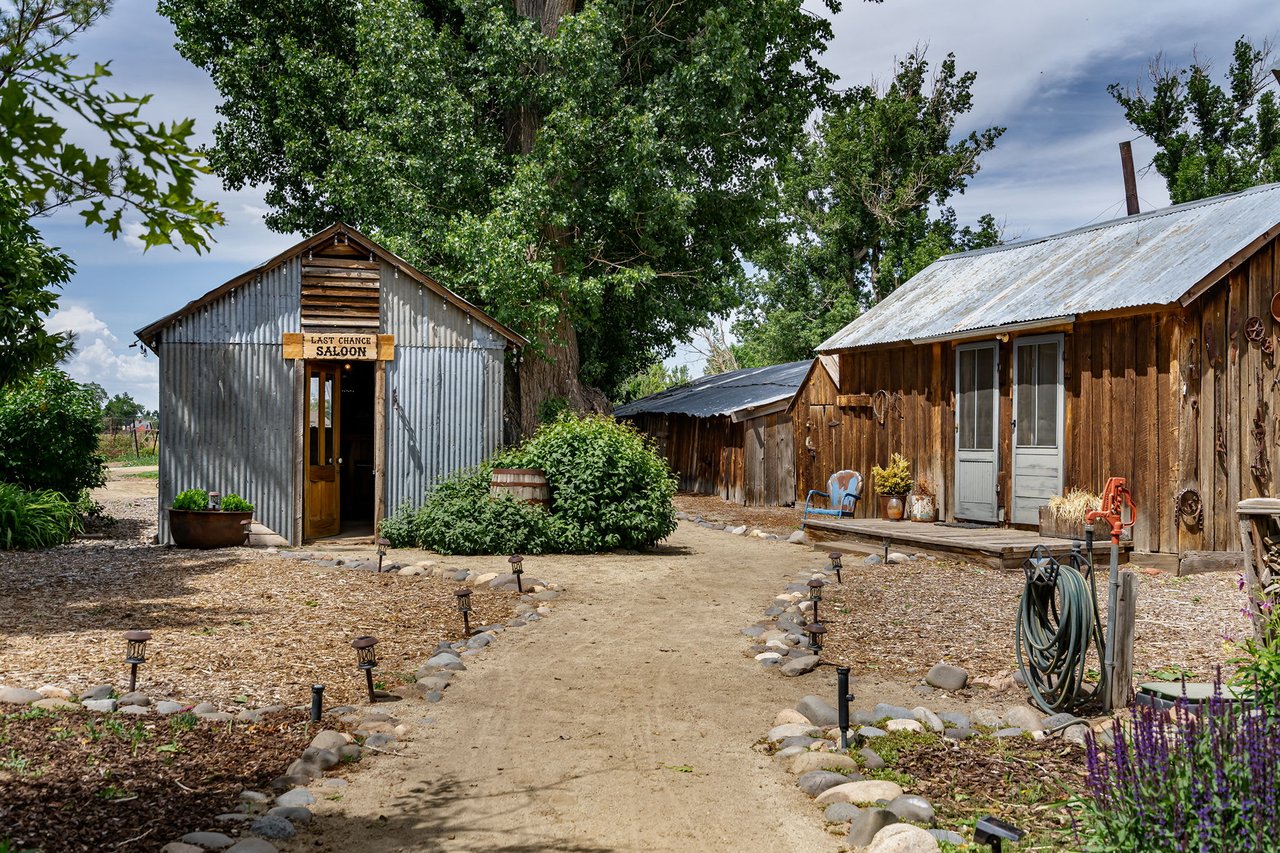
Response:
[374,364,386,532]
[1109,570,1139,709]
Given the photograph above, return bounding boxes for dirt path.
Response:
[307,524,885,852]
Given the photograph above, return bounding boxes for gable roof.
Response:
[819,182,1280,352]
[136,223,527,349]
[614,360,810,421]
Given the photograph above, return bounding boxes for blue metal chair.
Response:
[802,470,863,528]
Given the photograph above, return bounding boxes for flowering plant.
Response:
[1229,572,1280,711]
[1081,679,1279,851]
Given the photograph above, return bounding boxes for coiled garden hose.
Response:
[1014,546,1107,715]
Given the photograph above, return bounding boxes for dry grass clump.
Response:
[1048,489,1101,525]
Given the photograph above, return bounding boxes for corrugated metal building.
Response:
[792,183,1280,572]
[137,223,525,545]
[615,361,807,506]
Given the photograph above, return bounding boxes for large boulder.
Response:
[925,663,968,691]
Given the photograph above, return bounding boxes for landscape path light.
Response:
[807,578,825,624]
[351,636,379,704]
[803,621,826,655]
[376,537,390,573]
[509,554,525,592]
[123,630,152,692]
[311,684,325,722]
[974,816,1025,852]
[455,587,474,637]
[828,551,843,583]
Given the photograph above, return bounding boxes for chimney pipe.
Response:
[1119,141,1140,216]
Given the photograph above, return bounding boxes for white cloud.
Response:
[45,305,158,408]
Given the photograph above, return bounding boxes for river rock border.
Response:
[0,547,562,852]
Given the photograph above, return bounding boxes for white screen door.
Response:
[1012,335,1064,525]
[955,342,999,521]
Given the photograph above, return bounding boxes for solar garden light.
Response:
[509,554,525,592]
[376,537,390,572]
[455,587,474,636]
[807,578,825,624]
[836,666,854,750]
[803,621,827,655]
[828,551,843,583]
[310,684,325,722]
[351,636,379,704]
[974,816,1025,852]
[123,630,151,692]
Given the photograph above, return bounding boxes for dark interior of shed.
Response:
[338,360,375,530]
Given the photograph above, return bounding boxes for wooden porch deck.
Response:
[803,516,1131,571]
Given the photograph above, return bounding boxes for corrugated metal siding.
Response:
[380,262,507,350]
[384,346,505,513]
[165,258,301,344]
[158,344,296,543]
[821,182,1280,351]
[613,360,810,418]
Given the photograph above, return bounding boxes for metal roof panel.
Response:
[613,360,810,418]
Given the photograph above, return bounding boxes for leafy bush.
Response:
[1229,582,1280,711]
[0,483,83,549]
[383,414,677,554]
[220,494,253,513]
[871,452,912,496]
[1081,683,1279,851]
[0,370,105,497]
[502,414,677,551]
[171,488,209,511]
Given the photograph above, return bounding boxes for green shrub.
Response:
[381,463,554,555]
[220,494,253,513]
[384,414,677,555]
[171,488,209,511]
[0,483,83,549]
[501,414,677,551]
[0,370,105,497]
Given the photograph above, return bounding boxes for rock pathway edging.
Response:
[673,511,809,545]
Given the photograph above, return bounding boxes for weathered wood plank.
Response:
[1178,550,1246,575]
[1108,571,1139,709]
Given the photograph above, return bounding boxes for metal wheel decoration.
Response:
[1271,292,1280,324]
[1246,316,1266,343]
[1175,488,1203,529]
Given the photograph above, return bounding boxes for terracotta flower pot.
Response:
[168,509,252,549]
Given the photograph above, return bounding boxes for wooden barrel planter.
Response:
[490,468,551,507]
[168,509,253,549]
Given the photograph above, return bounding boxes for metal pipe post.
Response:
[1104,536,1120,711]
[129,663,138,693]
[310,684,324,722]
[365,669,376,704]
[836,666,851,751]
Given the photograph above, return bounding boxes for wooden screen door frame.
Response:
[304,362,341,539]
[1011,334,1065,526]
[954,341,1000,522]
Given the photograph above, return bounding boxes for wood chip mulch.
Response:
[815,558,1247,684]
[0,707,335,853]
[0,541,516,707]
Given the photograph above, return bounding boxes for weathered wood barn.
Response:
[793,183,1280,571]
[137,223,525,545]
[615,361,808,505]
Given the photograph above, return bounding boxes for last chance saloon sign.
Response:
[303,333,377,359]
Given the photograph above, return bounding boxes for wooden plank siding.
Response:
[797,234,1280,557]
[626,412,795,506]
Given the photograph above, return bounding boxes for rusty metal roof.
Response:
[614,360,810,419]
[819,182,1280,352]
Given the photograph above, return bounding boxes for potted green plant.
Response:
[871,453,912,521]
[168,488,254,549]
[907,477,937,523]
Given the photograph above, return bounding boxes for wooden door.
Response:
[1012,335,1064,525]
[305,363,341,539]
[955,342,999,521]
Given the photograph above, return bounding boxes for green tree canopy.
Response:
[734,48,1003,367]
[101,392,143,427]
[612,360,691,407]
[0,1,222,250]
[1109,36,1280,204]
[0,170,74,389]
[159,0,841,427]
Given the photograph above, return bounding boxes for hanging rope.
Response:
[1014,545,1107,715]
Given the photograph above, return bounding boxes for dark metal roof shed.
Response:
[614,360,810,421]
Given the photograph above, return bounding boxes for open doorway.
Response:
[304,360,376,540]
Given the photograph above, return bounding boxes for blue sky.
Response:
[37,0,1280,406]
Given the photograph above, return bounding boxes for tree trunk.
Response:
[501,0,606,438]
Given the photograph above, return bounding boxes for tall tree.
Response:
[0,1,221,249]
[1109,36,1280,204]
[0,170,74,388]
[734,49,1003,367]
[159,0,841,429]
